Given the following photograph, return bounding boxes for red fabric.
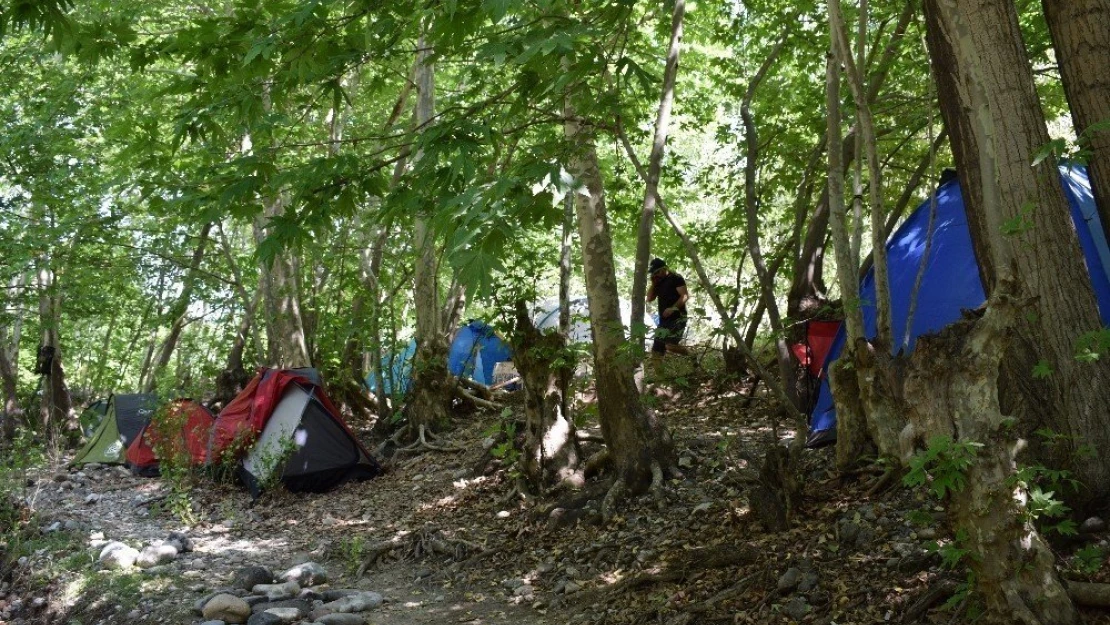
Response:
[209,369,316,460]
[125,400,215,469]
[791,320,843,377]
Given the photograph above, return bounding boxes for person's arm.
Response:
[647,278,658,303]
[663,286,688,318]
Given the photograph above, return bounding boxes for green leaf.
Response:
[1032,360,1053,379]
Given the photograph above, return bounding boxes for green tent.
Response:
[71,394,159,466]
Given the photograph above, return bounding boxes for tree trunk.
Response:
[924,0,1110,507]
[740,35,796,409]
[254,202,311,369]
[144,223,212,393]
[630,0,686,359]
[566,88,676,502]
[1042,0,1110,241]
[214,289,258,407]
[787,0,916,320]
[513,302,582,489]
[407,33,452,438]
[900,288,1077,625]
[37,268,74,447]
[0,345,19,443]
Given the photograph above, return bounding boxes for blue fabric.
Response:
[366,321,512,394]
[808,166,1110,446]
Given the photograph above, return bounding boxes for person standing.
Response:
[646,257,691,359]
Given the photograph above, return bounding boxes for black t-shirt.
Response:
[654,272,687,318]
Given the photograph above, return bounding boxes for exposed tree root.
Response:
[865,466,901,497]
[583,449,611,480]
[584,544,757,600]
[397,424,465,454]
[649,461,667,511]
[601,478,626,522]
[356,526,484,577]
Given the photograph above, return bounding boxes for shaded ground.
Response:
[2,367,1109,625]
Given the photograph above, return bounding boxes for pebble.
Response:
[245,612,284,625]
[315,615,367,625]
[136,543,179,568]
[202,594,252,624]
[232,567,275,592]
[777,567,801,591]
[1082,517,1107,534]
[318,591,383,613]
[281,562,328,586]
[252,582,300,602]
[98,542,140,570]
[782,596,810,620]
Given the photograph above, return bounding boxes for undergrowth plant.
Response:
[147,403,200,524]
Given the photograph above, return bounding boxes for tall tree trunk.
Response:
[565,86,676,511]
[254,202,311,369]
[787,0,916,320]
[630,0,685,358]
[144,223,212,393]
[407,33,452,440]
[37,267,74,448]
[924,0,1110,507]
[214,289,259,407]
[1042,0,1110,241]
[740,35,796,409]
[0,274,26,443]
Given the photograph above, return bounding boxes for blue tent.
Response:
[807,166,1110,447]
[367,321,513,395]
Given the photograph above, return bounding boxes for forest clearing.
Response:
[1,0,1110,624]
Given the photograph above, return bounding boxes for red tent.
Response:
[209,368,380,496]
[126,399,215,476]
[790,320,842,377]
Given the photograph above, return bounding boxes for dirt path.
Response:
[7,458,548,625]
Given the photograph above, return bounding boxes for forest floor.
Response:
[2,367,1110,625]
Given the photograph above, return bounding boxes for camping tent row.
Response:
[368,305,656,394]
[805,165,1110,447]
[72,368,380,496]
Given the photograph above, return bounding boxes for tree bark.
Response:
[513,301,582,489]
[407,33,452,437]
[630,0,685,359]
[144,223,212,393]
[0,274,26,443]
[924,0,1110,507]
[740,35,796,409]
[900,288,1077,625]
[566,87,676,499]
[1042,0,1110,242]
[37,266,74,447]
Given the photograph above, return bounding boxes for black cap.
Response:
[648,258,667,275]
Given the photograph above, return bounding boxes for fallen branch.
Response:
[601,545,758,597]
[901,579,957,623]
[1068,581,1110,608]
[490,376,521,391]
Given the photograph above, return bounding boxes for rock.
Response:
[563,582,580,595]
[246,612,284,625]
[251,599,311,616]
[501,578,526,590]
[319,591,383,613]
[136,543,178,568]
[798,572,819,593]
[42,521,61,534]
[199,621,227,625]
[316,614,366,625]
[52,473,68,483]
[167,531,195,552]
[232,566,275,591]
[202,594,252,624]
[321,590,365,602]
[98,542,140,570]
[252,581,300,601]
[837,521,860,546]
[281,562,328,586]
[243,596,269,607]
[917,528,938,540]
[84,494,100,505]
[777,568,801,591]
[677,455,695,469]
[513,585,533,597]
[62,520,81,532]
[262,607,302,623]
[782,596,810,621]
[1082,517,1107,534]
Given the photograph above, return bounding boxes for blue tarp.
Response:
[807,165,1110,447]
[366,320,512,395]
